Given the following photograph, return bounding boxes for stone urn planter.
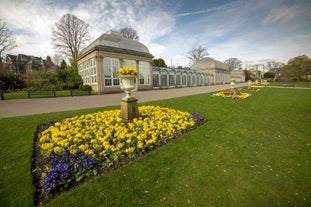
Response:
[119,75,136,100]
[118,67,139,121]
[230,78,235,90]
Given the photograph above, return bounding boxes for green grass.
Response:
[2,90,94,100]
[268,81,311,87]
[1,88,310,206]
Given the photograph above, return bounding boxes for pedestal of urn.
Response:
[119,75,139,121]
[121,97,139,121]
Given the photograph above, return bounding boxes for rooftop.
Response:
[190,57,229,71]
[79,30,153,58]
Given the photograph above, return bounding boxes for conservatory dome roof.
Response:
[190,57,229,71]
[79,30,153,58]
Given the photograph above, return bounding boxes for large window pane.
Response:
[103,57,120,86]
[124,59,136,68]
[139,61,150,85]
[90,58,96,84]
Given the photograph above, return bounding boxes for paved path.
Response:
[0,83,249,118]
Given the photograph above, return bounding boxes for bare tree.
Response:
[266,60,285,80]
[52,53,63,66]
[0,20,17,63]
[51,14,90,60]
[119,27,139,40]
[224,58,242,71]
[266,60,284,71]
[188,46,208,63]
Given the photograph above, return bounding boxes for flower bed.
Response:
[239,87,260,92]
[251,85,265,89]
[34,106,206,203]
[212,91,251,99]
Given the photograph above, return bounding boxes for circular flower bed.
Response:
[212,91,251,99]
[34,106,206,203]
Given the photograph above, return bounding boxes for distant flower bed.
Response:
[239,87,260,92]
[251,85,265,89]
[35,106,206,198]
[212,91,251,99]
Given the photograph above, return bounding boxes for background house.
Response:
[5,54,46,74]
[245,64,266,80]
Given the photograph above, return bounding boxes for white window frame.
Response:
[103,57,120,87]
[139,61,150,85]
[84,61,90,84]
[90,58,96,84]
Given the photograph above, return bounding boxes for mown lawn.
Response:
[2,90,94,100]
[268,81,310,88]
[0,87,310,207]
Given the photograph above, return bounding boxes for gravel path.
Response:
[0,83,249,118]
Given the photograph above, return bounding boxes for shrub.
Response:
[79,84,92,90]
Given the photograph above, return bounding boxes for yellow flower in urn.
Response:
[119,67,138,76]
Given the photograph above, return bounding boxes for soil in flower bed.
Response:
[31,116,207,206]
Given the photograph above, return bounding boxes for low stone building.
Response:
[190,57,230,84]
[230,68,245,83]
[78,30,154,94]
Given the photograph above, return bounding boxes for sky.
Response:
[0,0,311,67]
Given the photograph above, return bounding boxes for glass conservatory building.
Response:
[78,31,228,94]
[78,30,154,94]
[152,67,213,89]
[190,57,231,84]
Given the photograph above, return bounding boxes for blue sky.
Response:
[0,0,310,67]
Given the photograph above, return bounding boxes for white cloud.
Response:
[0,0,310,67]
[262,5,299,25]
[136,11,175,42]
[0,0,69,57]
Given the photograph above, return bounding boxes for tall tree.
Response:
[224,58,242,71]
[119,27,139,40]
[244,70,253,81]
[283,55,311,81]
[188,46,208,63]
[60,59,67,71]
[52,54,63,66]
[265,60,284,80]
[51,14,90,60]
[0,20,17,64]
[65,58,82,89]
[153,58,167,67]
[45,56,54,68]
